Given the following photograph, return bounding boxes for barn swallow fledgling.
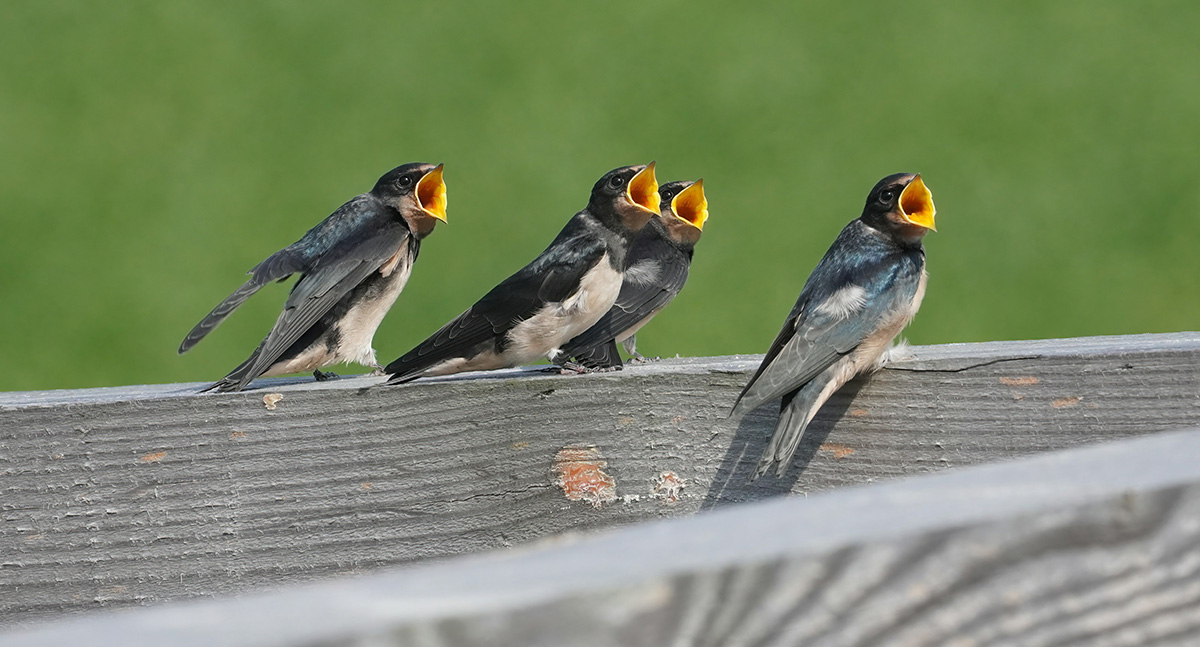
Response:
[179,163,448,392]
[558,179,709,369]
[730,173,936,478]
[383,163,660,384]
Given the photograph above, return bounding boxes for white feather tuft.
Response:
[623,259,661,286]
[873,338,913,371]
[813,284,868,320]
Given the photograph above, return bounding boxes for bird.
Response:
[730,173,936,478]
[179,163,448,392]
[558,178,709,369]
[383,162,660,384]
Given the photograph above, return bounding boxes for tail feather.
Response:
[572,339,623,370]
[384,370,424,386]
[179,280,264,354]
[199,343,263,393]
[753,366,840,479]
[180,248,304,355]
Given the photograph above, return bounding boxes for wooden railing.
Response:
[3,332,1199,643]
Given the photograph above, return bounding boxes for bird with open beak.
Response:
[179,163,448,392]
[558,179,709,370]
[384,163,660,384]
[730,173,936,478]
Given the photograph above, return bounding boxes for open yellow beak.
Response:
[899,174,935,231]
[416,164,447,222]
[627,162,659,214]
[670,179,708,231]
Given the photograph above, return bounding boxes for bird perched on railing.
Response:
[558,179,709,370]
[731,173,936,478]
[179,163,448,392]
[383,163,660,384]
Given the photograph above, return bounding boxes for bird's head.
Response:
[373,163,447,238]
[861,173,936,246]
[658,179,708,246]
[589,162,660,234]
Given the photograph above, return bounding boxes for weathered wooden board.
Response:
[7,429,1200,647]
[1,332,1198,626]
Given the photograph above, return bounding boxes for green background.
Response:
[2,2,1197,391]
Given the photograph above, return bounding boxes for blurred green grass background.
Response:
[2,1,1197,391]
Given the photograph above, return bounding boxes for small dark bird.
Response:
[730,173,936,478]
[559,179,709,369]
[384,163,660,384]
[179,163,448,392]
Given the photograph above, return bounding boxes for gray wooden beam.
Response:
[2,332,1199,626]
[7,428,1200,647]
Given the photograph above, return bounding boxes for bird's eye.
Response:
[878,190,895,204]
[609,175,626,188]
[397,175,414,188]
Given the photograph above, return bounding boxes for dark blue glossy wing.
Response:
[198,195,411,390]
[385,213,608,380]
[179,194,392,354]
[561,238,691,360]
[235,226,410,385]
[732,220,924,416]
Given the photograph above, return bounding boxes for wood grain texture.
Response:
[7,429,1200,647]
[1,332,1199,626]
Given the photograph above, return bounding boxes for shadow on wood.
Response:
[700,379,864,509]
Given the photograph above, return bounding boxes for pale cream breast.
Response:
[505,255,623,365]
[333,252,415,367]
[850,269,927,370]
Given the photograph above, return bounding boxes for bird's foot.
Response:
[313,369,339,381]
[367,365,387,377]
[628,352,661,364]
[547,361,600,375]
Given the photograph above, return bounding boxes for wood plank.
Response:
[7,428,1200,647]
[1,332,1199,625]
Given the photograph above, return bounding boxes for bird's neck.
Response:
[859,216,927,252]
[893,225,929,250]
[404,213,439,239]
[582,210,634,270]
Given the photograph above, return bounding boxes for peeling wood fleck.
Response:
[553,447,618,508]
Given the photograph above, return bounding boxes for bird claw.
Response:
[553,362,590,375]
[582,364,622,373]
[545,361,615,375]
[628,353,660,364]
[313,369,339,381]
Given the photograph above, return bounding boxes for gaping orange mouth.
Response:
[670,179,708,230]
[416,164,447,222]
[899,174,935,231]
[627,162,659,214]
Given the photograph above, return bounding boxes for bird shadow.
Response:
[699,378,867,511]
